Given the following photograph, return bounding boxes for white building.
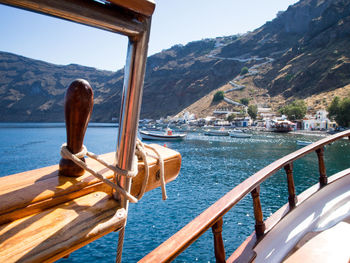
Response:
[303,110,333,130]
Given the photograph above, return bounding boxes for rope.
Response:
[60,139,167,203]
[115,226,125,263]
[143,143,167,200]
[60,144,138,203]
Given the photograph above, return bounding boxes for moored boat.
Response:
[204,127,230,136]
[139,128,186,141]
[270,120,295,133]
[230,129,252,138]
[296,140,312,146]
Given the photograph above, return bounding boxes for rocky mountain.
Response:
[0,52,122,122]
[1,0,349,122]
[218,0,350,98]
[0,37,239,122]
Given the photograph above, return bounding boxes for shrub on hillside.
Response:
[240,98,250,106]
[227,113,236,122]
[240,66,249,75]
[213,91,224,102]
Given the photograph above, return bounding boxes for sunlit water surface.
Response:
[0,123,349,262]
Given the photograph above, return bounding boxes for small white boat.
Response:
[297,140,312,146]
[139,128,186,141]
[204,127,229,136]
[230,129,252,138]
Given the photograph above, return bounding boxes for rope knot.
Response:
[59,139,167,203]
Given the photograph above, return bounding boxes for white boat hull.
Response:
[204,130,229,136]
[230,132,252,138]
[296,140,312,146]
[139,130,186,141]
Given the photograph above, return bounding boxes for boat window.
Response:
[0,4,128,71]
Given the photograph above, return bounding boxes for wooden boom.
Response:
[0,144,181,262]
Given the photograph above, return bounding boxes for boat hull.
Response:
[204,131,229,136]
[296,140,312,146]
[139,130,186,141]
[230,132,251,138]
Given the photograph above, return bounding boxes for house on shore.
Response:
[302,110,336,130]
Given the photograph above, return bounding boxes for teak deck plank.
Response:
[0,191,126,263]
[0,144,181,224]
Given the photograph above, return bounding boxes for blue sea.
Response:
[1,123,349,262]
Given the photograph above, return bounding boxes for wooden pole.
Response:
[211,217,226,263]
[316,147,327,187]
[284,163,297,208]
[59,79,93,177]
[251,186,265,238]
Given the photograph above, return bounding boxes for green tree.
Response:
[213,91,224,102]
[328,97,350,127]
[240,98,249,106]
[279,100,307,120]
[328,96,340,120]
[240,66,249,75]
[248,105,258,120]
[227,113,236,122]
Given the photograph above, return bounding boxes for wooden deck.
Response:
[284,220,350,263]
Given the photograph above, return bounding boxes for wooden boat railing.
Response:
[140,130,350,263]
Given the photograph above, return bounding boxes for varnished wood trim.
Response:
[284,163,297,208]
[316,147,327,187]
[0,191,126,263]
[59,79,94,177]
[108,0,155,17]
[251,187,265,238]
[0,0,147,36]
[0,144,181,224]
[212,218,226,263]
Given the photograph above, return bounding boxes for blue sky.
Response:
[0,0,298,71]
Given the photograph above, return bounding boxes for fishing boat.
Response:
[270,120,295,133]
[230,129,252,138]
[1,1,350,263]
[296,140,312,146]
[204,127,230,136]
[139,128,186,141]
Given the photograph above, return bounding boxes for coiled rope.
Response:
[60,139,167,203]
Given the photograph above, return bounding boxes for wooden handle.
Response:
[59,79,94,177]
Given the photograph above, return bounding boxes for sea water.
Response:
[0,123,349,262]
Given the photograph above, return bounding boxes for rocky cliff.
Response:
[1,0,349,122]
[218,0,350,98]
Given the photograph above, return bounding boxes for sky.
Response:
[0,0,299,71]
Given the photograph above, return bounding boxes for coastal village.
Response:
[141,107,336,133]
